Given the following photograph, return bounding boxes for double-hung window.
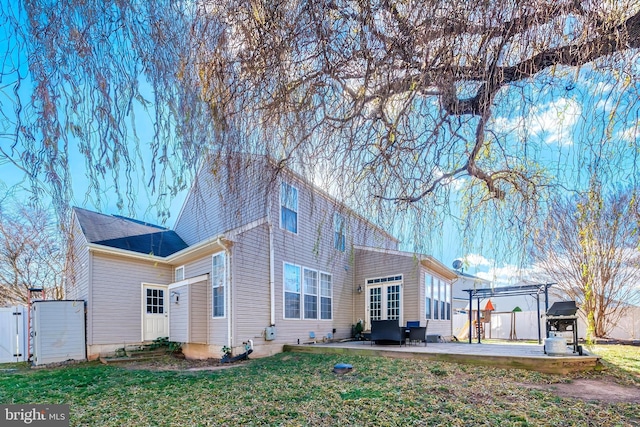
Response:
[440,280,447,320]
[303,269,318,319]
[280,182,298,233]
[433,278,440,319]
[445,281,451,320]
[425,273,432,320]
[284,263,332,320]
[333,213,345,252]
[284,263,301,319]
[212,252,225,317]
[320,273,332,319]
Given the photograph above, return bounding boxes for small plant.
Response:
[221,345,232,357]
[149,337,182,354]
[353,319,364,340]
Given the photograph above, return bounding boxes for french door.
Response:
[366,280,401,329]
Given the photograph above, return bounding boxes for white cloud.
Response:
[475,264,525,285]
[491,97,580,147]
[616,126,640,143]
[462,253,492,267]
[528,98,580,146]
[594,97,615,113]
[433,167,466,191]
[462,253,541,286]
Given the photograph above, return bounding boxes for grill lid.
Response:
[546,301,578,316]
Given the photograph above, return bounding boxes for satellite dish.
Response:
[452,259,463,270]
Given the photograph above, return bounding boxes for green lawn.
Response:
[1,346,639,426]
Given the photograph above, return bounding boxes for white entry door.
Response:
[142,285,169,341]
[366,280,402,329]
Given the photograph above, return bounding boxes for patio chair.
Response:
[407,320,429,346]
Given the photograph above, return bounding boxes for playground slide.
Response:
[456,321,470,341]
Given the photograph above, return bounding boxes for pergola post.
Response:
[536,293,541,344]
[468,291,473,344]
[476,297,481,344]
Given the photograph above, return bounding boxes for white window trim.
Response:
[319,271,333,321]
[283,263,333,321]
[333,212,346,252]
[426,273,452,321]
[212,251,226,319]
[425,273,433,320]
[303,268,318,320]
[365,274,403,325]
[174,265,185,282]
[280,182,299,234]
[283,262,302,319]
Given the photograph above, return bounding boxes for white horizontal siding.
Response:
[65,216,90,301]
[169,284,189,343]
[190,281,208,344]
[174,158,271,245]
[90,253,172,345]
[232,225,271,345]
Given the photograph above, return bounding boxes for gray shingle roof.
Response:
[73,207,188,257]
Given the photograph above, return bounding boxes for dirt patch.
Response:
[524,379,640,403]
[116,356,249,372]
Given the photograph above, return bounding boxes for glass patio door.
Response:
[366,280,401,329]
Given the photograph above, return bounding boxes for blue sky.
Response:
[1,5,639,286]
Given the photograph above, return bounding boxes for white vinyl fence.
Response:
[454,306,640,342]
[0,306,28,363]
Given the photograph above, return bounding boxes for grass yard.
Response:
[1,345,639,426]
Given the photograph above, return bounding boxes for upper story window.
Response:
[212,252,226,318]
[280,182,298,234]
[175,266,185,282]
[334,213,345,252]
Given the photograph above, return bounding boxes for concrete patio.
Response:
[283,340,603,374]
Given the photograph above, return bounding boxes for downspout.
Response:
[267,195,276,326]
[226,242,232,351]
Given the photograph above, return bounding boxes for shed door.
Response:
[143,285,168,341]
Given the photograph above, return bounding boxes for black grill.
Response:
[545,301,582,355]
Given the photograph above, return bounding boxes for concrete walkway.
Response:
[283,340,602,374]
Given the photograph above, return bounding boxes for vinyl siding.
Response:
[232,224,271,346]
[169,279,209,344]
[65,215,92,344]
[180,252,227,346]
[190,281,208,343]
[174,157,271,245]
[65,215,90,301]
[169,284,189,343]
[269,177,365,345]
[90,253,172,345]
[353,249,421,329]
[353,249,453,336]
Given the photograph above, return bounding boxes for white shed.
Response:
[0,306,27,363]
[31,301,86,366]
